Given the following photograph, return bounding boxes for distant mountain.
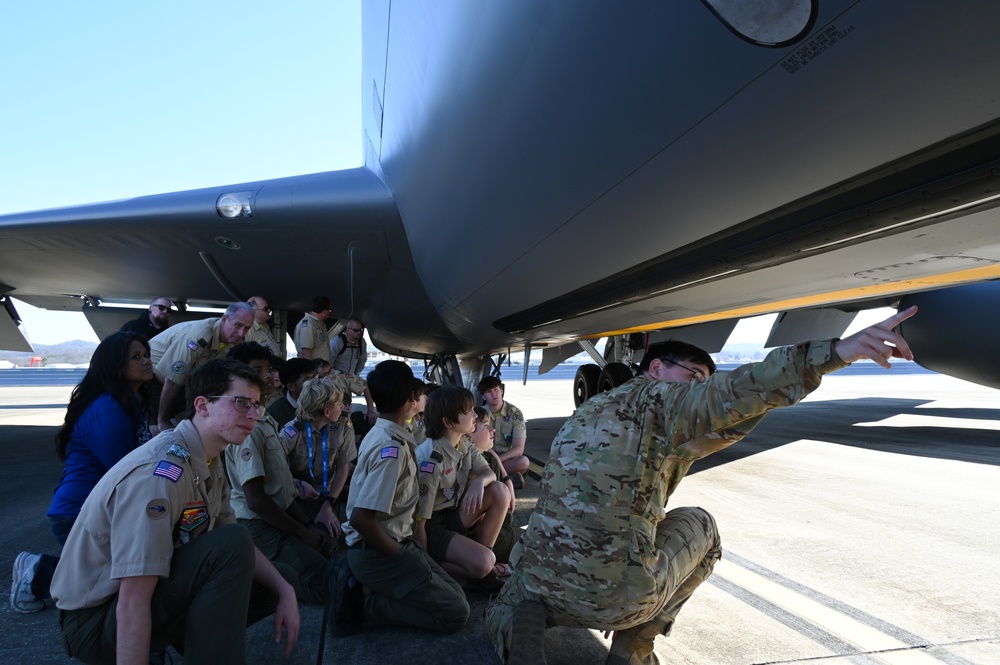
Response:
[0,340,98,367]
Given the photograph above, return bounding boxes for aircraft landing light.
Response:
[854,415,1000,431]
[216,191,255,218]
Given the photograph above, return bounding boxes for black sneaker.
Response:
[465,570,506,595]
[326,555,364,637]
[510,472,525,490]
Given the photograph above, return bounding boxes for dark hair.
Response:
[227,341,277,367]
[411,377,426,399]
[279,357,316,389]
[424,386,476,440]
[366,360,414,414]
[182,358,265,420]
[312,296,331,313]
[474,405,489,422]
[477,376,503,394]
[638,340,716,375]
[55,332,151,461]
[313,358,331,371]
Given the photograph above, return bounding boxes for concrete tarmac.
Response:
[2,372,999,664]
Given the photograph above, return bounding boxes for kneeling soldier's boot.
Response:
[605,621,663,665]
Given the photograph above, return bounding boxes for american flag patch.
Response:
[282,424,296,438]
[419,460,436,474]
[187,340,199,351]
[380,446,398,459]
[153,460,184,482]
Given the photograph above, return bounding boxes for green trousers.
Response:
[59,524,278,665]
[347,538,470,633]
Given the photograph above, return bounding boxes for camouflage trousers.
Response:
[484,506,721,659]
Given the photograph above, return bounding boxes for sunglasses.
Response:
[152,304,171,312]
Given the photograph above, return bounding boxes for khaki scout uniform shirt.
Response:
[226,413,297,519]
[414,436,490,519]
[150,318,229,385]
[51,420,233,611]
[278,417,357,496]
[294,312,331,362]
[244,321,282,356]
[342,420,418,547]
[489,401,526,455]
[509,341,848,626]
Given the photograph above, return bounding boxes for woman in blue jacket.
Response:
[11,331,153,612]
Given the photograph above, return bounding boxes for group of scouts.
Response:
[34,295,537,663]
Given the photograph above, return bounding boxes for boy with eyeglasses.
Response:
[51,358,299,663]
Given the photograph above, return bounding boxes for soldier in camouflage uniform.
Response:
[484,307,917,665]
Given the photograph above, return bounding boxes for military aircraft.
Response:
[3,1,1000,403]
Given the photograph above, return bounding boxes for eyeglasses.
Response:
[209,395,265,417]
[348,327,363,333]
[152,304,171,312]
[660,358,706,382]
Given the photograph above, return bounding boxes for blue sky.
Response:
[1,1,361,344]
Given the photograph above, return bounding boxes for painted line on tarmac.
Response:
[713,551,977,665]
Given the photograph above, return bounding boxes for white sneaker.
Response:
[10,551,44,613]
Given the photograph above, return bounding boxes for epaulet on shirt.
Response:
[430,449,444,463]
[166,443,191,462]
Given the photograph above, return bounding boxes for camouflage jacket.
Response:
[511,340,847,622]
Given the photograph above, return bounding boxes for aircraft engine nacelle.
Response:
[898,282,1000,391]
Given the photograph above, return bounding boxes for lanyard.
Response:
[304,422,329,493]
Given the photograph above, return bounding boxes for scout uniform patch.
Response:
[381,446,398,459]
[153,460,184,482]
[145,499,168,519]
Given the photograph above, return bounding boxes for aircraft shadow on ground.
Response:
[692,398,1000,473]
[525,398,1000,474]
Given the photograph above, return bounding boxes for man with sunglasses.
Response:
[51,359,300,663]
[330,319,378,426]
[486,307,918,665]
[245,296,283,357]
[119,297,173,339]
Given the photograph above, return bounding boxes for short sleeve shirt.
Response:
[490,401,526,454]
[244,321,282,356]
[225,413,297,519]
[342,420,418,547]
[414,436,490,519]
[51,420,233,611]
[279,416,357,495]
[149,318,227,385]
[294,313,331,362]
